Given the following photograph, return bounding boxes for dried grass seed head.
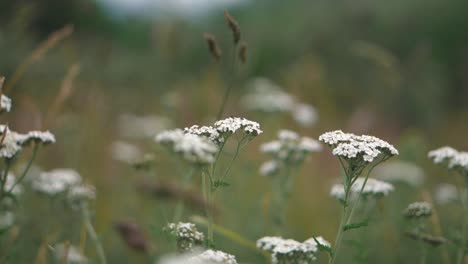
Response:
[224,10,241,44]
[203,33,222,62]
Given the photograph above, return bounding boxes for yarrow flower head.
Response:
[375,160,425,187]
[111,141,143,164]
[330,178,394,201]
[240,77,295,113]
[4,172,23,196]
[155,129,218,165]
[67,184,96,209]
[257,236,329,264]
[428,146,468,176]
[1,94,12,113]
[31,168,82,196]
[259,130,321,176]
[190,249,237,264]
[164,222,205,252]
[240,77,318,127]
[428,146,459,164]
[19,130,56,146]
[53,243,88,264]
[404,202,432,219]
[184,125,223,144]
[291,104,318,127]
[319,130,398,163]
[213,117,262,137]
[0,126,56,159]
[118,113,172,139]
[434,183,459,205]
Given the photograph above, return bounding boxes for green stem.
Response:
[82,205,107,264]
[216,43,238,120]
[0,161,11,199]
[330,186,351,264]
[202,171,214,246]
[173,168,194,222]
[457,186,467,264]
[191,215,270,259]
[7,144,39,195]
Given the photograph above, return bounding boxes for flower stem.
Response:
[457,186,468,264]
[173,168,194,222]
[202,171,214,246]
[81,205,107,264]
[7,143,39,195]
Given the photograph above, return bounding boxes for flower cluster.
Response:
[434,183,459,205]
[111,141,143,164]
[257,236,330,263]
[319,130,398,163]
[32,168,82,196]
[165,222,205,252]
[375,160,425,187]
[31,169,96,208]
[190,249,238,264]
[155,129,218,165]
[159,249,238,264]
[429,146,468,175]
[53,243,88,264]
[403,202,432,219]
[330,178,394,201]
[118,113,172,139]
[0,125,56,159]
[184,117,262,146]
[213,117,262,136]
[428,146,459,164]
[259,130,321,176]
[0,94,12,113]
[240,77,318,127]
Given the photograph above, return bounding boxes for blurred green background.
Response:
[0,0,467,263]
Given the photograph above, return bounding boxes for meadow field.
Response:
[0,0,467,263]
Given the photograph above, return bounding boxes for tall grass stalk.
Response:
[81,205,107,264]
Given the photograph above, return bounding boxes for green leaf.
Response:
[213,180,230,188]
[343,221,368,231]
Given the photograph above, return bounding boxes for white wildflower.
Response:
[53,243,88,264]
[214,117,262,136]
[165,222,204,251]
[32,169,82,195]
[257,236,319,264]
[0,211,15,230]
[1,94,12,113]
[184,125,223,144]
[111,141,143,164]
[330,184,346,202]
[0,126,24,159]
[155,129,218,165]
[404,202,432,219]
[261,130,321,164]
[330,178,394,201]
[449,151,468,170]
[241,77,295,113]
[190,249,237,264]
[118,113,172,139]
[375,160,425,187]
[259,160,280,176]
[319,130,398,163]
[434,183,459,205]
[4,172,23,196]
[428,146,459,164]
[352,178,394,197]
[304,236,331,251]
[68,184,96,209]
[292,104,318,127]
[19,130,56,146]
